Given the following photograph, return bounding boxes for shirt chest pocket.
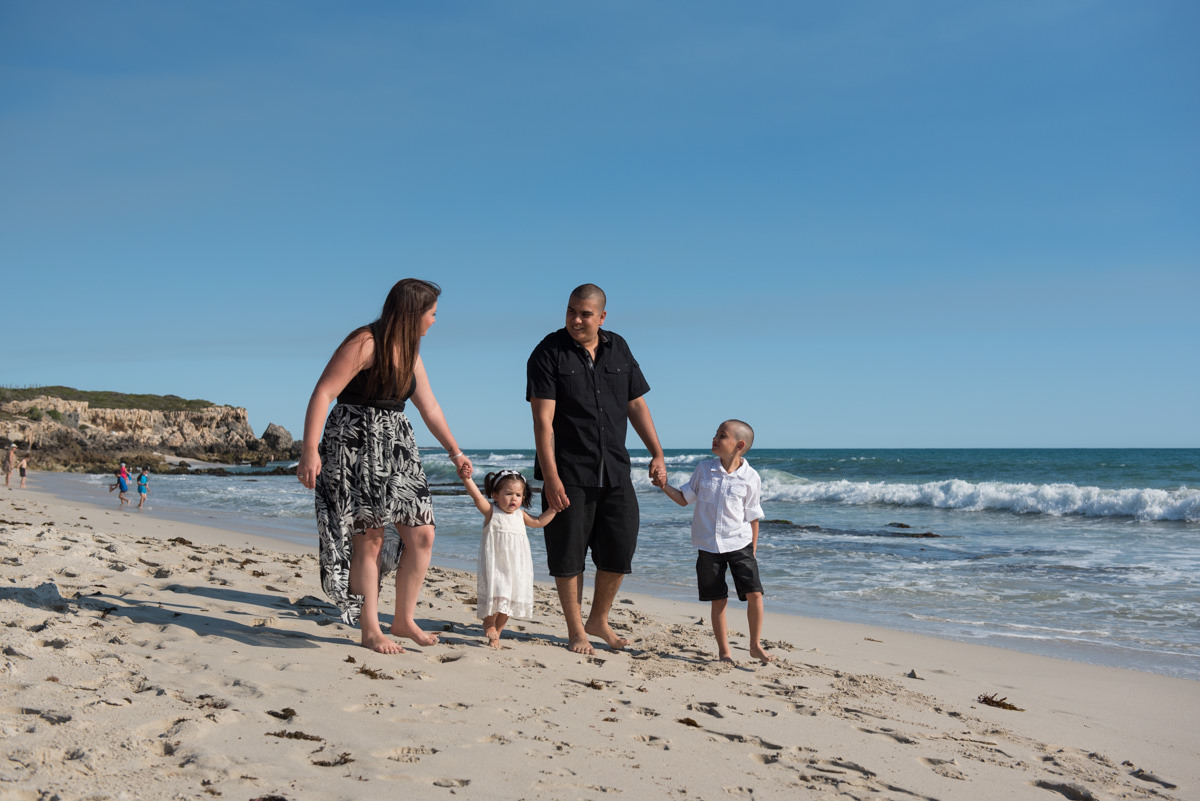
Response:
[602,362,631,402]
[700,478,745,506]
[557,364,588,394]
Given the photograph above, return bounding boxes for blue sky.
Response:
[2,2,1197,449]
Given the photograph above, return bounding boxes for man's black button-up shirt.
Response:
[526,328,651,487]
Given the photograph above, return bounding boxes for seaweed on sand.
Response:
[977,693,1024,711]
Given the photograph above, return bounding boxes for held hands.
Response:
[649,457,667,489]
[451,452,473,480]
[543,475,570,512]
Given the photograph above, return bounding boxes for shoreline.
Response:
[29,469,1200,681]
[4,479,1198,799]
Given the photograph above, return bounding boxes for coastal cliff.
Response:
[1,388,298,471]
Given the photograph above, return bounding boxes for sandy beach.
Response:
[3,482,1196,801]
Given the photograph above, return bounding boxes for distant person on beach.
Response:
[460,467,557,649]
[297,278,472,654]
[110,462,131,506]
[527,283,667,655]
[655,420,772,664]
[18,457,28,489]
[137,468,150,508]
[4,444,16,487]
[109,462,128,492]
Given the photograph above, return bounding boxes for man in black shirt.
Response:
[527,283,667,655]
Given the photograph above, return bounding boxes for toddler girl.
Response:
[461,469,556,648]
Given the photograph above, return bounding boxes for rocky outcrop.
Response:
[261,422,294,453]
[1,395,298,471]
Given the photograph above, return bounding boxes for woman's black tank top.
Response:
[336,324,417,411]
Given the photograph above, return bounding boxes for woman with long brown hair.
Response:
[297,278,472,653]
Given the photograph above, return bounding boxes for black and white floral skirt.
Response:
[315,403,435,625]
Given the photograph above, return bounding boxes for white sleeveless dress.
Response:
[477,507,534,619]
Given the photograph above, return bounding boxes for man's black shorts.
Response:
[542,483,639,577]
[696,544,763,602]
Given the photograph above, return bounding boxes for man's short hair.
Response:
[569,283,607,310]
[725,419,755,452]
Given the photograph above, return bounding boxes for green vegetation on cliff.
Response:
[1,386,216,411]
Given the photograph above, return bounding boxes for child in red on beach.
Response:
[655,419,773,664]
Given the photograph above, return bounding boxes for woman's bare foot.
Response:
[718,653,735,664]
[749,643,774,663]
[362,630,405,654]
[584,620,629,650]
[390,619,440,647]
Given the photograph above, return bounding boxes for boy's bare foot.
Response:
[749,644,774,663]
[566,635,594,655]
[390,620,439,647]
[584,620,629,650]
[362,631,405,654]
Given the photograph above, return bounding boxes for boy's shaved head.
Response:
[724,419,755,452]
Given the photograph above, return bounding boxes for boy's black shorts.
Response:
[696,544,763,602]
[542,483,639,577]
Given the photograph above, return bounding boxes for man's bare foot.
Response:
[584,620,629,651]
[749,644,774,663]
[566,635,595,655]
[362,631,405,654]
[390,620,439,647]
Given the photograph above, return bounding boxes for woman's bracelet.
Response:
[449,451,464,460]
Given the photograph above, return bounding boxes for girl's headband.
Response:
[494,469,525,482]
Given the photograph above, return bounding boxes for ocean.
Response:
[62,448,1200,680]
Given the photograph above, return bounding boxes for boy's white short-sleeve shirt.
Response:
[680,457,764,553]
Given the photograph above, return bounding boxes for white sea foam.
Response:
[762,476,1200,522]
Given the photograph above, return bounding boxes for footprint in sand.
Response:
[688,700,724,718]
[634,734,670,750]
[384,745,437,763]
[923,757,967,781]
[856,725,920,745]
[710,731,783,751]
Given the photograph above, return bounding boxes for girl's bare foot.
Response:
[390,620,439,647]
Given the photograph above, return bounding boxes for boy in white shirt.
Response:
[656,419,772,664]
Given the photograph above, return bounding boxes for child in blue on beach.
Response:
[655,419,773,664]
[137,468,150,509]
[109,462,131,506]
[460,468,557,648]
